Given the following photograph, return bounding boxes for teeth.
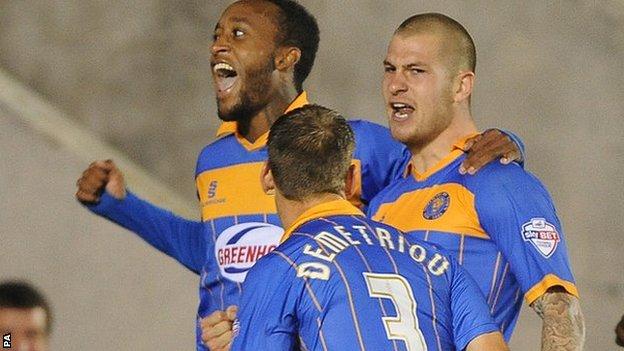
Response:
[213,62,235,73]
[392,103,408,109]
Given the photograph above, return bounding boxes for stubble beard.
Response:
[217,59,275,135]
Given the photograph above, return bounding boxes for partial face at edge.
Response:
[0,307,49,351]
[382,32,457,150]
[211,0,282,123]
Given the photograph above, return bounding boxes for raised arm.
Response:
[76,159,205,273]
[531,286,585,351]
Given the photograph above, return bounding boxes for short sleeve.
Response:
[230,252,300,351]
[474,165,578,304]
[450,259,500,350]
[350,120,411,208]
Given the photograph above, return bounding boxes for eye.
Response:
[410,68,425,74]
[233,29,245,38]
[384,65,395,73]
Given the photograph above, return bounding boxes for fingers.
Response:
[201,310,235,350]
[461,130,518,174]
[75,161,112,204]
[225,305,238,321]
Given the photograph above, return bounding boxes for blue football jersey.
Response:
[368,136,578,340]
[232,199,499,351]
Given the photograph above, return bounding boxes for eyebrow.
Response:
[229,16,252,26]
[406,62,429,69]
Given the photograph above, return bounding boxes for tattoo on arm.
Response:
[531,286,585,351]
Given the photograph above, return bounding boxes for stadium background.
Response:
[1,0,622,349]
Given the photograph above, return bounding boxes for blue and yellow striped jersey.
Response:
[193,93,410,349]
[368,135,578,340]
[232,199,499,351]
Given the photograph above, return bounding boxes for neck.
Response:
[240,84,299,143]
[277,192,344,231]
[409,109,478,175]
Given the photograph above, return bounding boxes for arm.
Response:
[531,287,585,351]
[76,160,205,273]
[466,332,509,351]
[474,166,581,347]
[450,259,504,350]
[230,254,298,351]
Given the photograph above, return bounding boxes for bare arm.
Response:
[531,287,585,351]
[466,331,509,351]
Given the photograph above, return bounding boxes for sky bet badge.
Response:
[423,192,450,220]
[522,218,560,258]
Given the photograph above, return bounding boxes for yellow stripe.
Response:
[524,274,579,305]
[402,133,480,179]
[373,183,489,239]
[196,162,275,221]
[281,199,363,242]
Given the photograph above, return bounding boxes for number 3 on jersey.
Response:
[363,273,428,351]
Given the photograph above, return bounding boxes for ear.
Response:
[454,71,475,103]
[260,161,276,195]
[275,47,301,72]
[344,163,357,200]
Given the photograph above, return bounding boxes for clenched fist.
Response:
[75,159,126,204]
[201,305,238,351]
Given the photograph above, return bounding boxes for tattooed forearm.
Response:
[531,287,585,351]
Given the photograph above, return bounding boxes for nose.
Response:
[211,35,230,56]
[386,72,408,96]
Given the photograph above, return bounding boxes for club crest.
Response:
[521,218,560,258]
[423,192,450,220]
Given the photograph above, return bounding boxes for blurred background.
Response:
[1,0,622,349]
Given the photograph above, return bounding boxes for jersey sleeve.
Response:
[473,165,578,304]
[449,258,500,350]
[491,128,526,167]
[231,251,300,351]
[86,190,206,274]
[350,120,411,209]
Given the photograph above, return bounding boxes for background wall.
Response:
[1,0,622,349]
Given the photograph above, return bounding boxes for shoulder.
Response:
[347,119,389,136]
[367,176,412,213]
[464,161,549,196]
[348,119,399,149]
[195,134,266,175]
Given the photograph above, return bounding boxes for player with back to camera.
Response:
[368,13,585,350]
[75,1,524,350]
[231,104,509,351]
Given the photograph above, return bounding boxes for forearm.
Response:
[532,287,585,351]
[87,190,205,273]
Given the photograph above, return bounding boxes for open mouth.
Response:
[390,102,415,121]
[213,62,238,95]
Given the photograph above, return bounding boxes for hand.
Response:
[75,159,126,204]
[616,315,624,347]
[460,129,522,175]
[201,305,238,351]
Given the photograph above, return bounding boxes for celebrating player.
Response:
[231,104,508,351]
[368,13,585,349]
[75,1,522,350]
